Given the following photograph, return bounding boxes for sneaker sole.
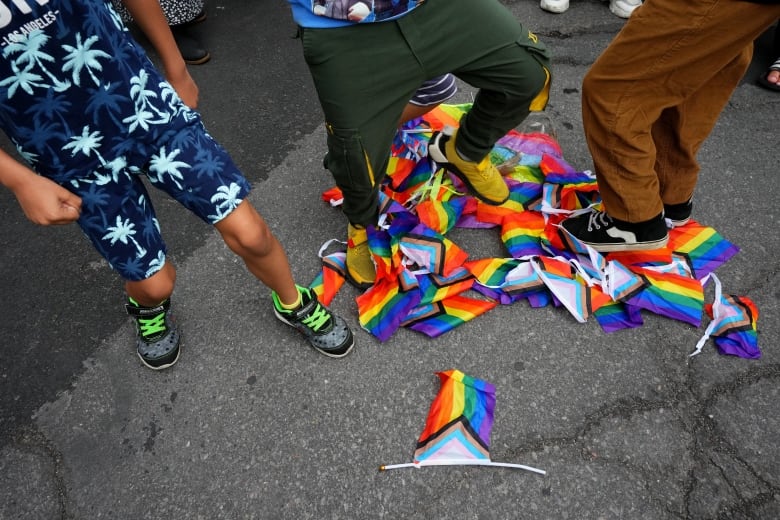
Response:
[540,1,569,13]
[317,339,354,359]
[666,216,690,228]
[609,2,637,18]
[428,133,509,206]
[579,236,669,253]
[273,309,355,358]
[138,344,181,370]
[184,52,211,65]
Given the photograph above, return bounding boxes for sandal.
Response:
[757,57,780,92]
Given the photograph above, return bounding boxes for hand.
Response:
[347,2,370,21]
[120,0,199,108]
[166,67,199,109]
[14,174,82,225]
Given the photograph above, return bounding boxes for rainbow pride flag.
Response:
[690,274,761,359]
[308,252,346,306]
[625,268,704,327]
[667,222,740,280]
[380,370,545,474]
[312,103,757,358]
[402,295,497,338]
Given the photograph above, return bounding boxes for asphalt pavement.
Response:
[2,1,779,519]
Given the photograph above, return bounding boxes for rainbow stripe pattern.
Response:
[310,104,758,358]
[706,293,760,358]
[413,370,496,464]
[381,371,545,474]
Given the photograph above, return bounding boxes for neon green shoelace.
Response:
[138,313,167,339]
[301,304,330,332]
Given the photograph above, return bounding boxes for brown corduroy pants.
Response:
[582,0,780,223]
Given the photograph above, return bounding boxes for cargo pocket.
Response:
[518,32,552,112]
[326,125,376,188]
[325,125,379,226]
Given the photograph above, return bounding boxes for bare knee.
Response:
[216,202,275,259]
[125,261,176,306]
[223,220,274,258]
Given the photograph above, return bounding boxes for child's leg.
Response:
[212,197,355,358]
[141,122,354,357]
[302,23,424,228]
[137,122,298,304]
[72,166,174,290]
[209,193,354,358]
[124,261,177,307]
[213,200,299,306]
[69,164,182,369]
[401,74,459,124]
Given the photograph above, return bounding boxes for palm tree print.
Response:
[191,148,225,179]
[13,139,39,166]
[159,81,181,111]
[118,257,146,281]
[102,215,147,259]
[123,70,172,131]
[208,182,244,221]
[61,33,112,87]
[18,118,67,159]
[80,181,111,213]
[141,213,161,245]
[93,156,129,185]
[85,83,127,128]
[145,251,167,279]
[62,126,106,164]
[170,127,199,153]
[122,107,156,133]
[0,60,45,97]
[25,88,74,133]
[149,146,190,190]
[128,69,157,107]
[2,30,71,92]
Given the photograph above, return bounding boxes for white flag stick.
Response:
[379,459,546,475]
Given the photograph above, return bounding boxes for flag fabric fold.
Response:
[311,104,758,359]
[380,370,545,475]
[690,274,761,358]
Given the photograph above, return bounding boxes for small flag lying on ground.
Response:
[380,370,545,475]
[689,274,760,359]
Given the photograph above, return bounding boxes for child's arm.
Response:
[121,0,199,108]
[0,149,82,225]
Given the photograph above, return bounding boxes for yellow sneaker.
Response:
[346,223,375,289]
[428,127,509,205]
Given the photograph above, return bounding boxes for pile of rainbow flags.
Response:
[309,104,760,359]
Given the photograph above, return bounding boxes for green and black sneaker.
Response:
[126,297,181,370]
[273,286,354,358]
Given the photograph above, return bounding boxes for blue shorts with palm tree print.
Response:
[73,122,250,282]
[0,0,252,283]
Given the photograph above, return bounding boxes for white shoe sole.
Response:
[609,0,640,18]
[540,0,569,13]
[581,236,668,253]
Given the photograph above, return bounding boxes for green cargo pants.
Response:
[300,0,551,226]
